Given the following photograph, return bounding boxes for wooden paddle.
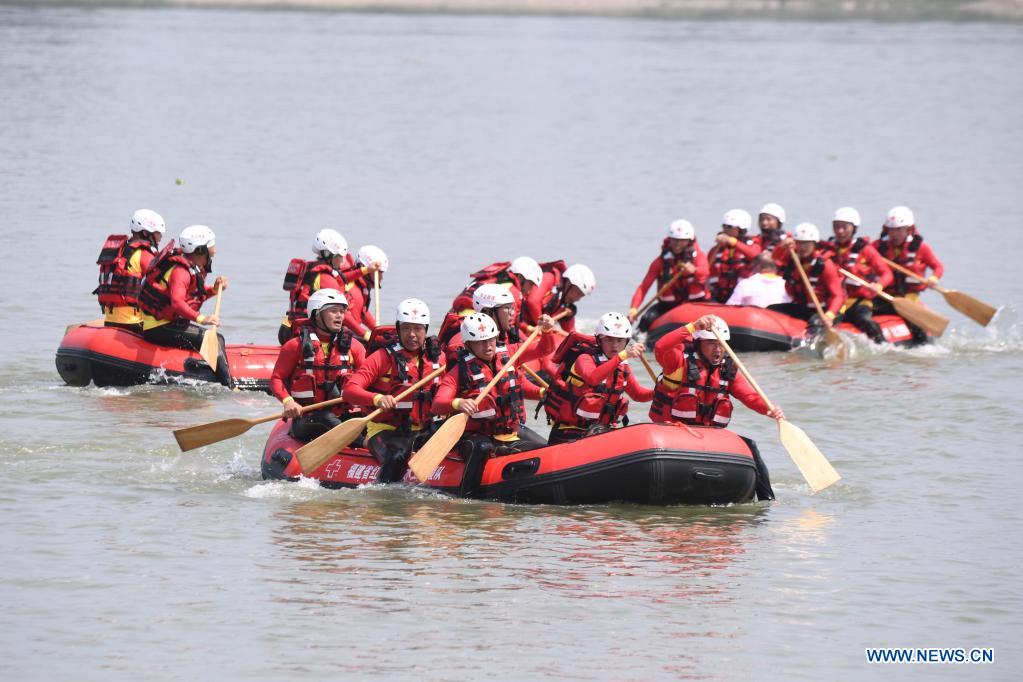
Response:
[839,268,949,337]
[523,365,549,390]
[173,396,349,452]
[880,256,996,327]
[373,270,381,323]
[789,247,847,358]
[198,282,224,371]
[408,326,543,483]
[630,269,687,322]
[638,353,659,384]
[711,328,840,493]
[294,365,446,475]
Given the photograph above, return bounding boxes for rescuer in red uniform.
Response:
[706,209,759,303]
[628,219,709,332]
[139,224,231,386]
[341,244,389,342]
[94,209,166,331]
[872,205,945,344]
[545,312,653,445]
[769,222,846,336]
[521,263,596,334]
[278,228,360,344]
[343,299,444,484]
[271,289,367,442]
[650,314,782,500]
[824,207,893,344]
[431,313,555,496]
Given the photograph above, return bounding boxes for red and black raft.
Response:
[646,301,927,351]
[55,323,278,392]
[261,420,760,505]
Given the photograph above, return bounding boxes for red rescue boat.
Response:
[55,323,278,391]
[646,302,927,351]
[261,420,761,505]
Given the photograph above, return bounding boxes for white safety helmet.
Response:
[356,244,389,272]
[667,219,696,240]
[311,229,348,258]
[307,288,348,316]
[594,312,632,339]
[472,283,515,312]
[792,222,821,242]
[692,315,730,341]
[178,225,216,253]
[759,203,786,224]
[396,298,429,326]
[563,263,596,296]
[884,206,915,229]
[722,209,752,232]
[509,256,543,287]
[130,209,165,235]
[833,207,861,227]
[461,312,500,342]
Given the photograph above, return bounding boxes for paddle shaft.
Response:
[476,326,542,404]
[789,247,833,329]
[638,353,658,384]
[523,365,549,390]
[838,268,894,302]
[634,269,687,318]
[210,282,223,320]
[373,270,380,322]
[711,329,777,412]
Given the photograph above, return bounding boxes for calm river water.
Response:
[1,6,1021,680]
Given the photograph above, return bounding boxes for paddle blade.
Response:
[823,328,848,361]
[295,416,369,475]
[777,420,840,493]
[198,327,220,371]
[173,418,258,452]
[408,414,468,483]
[943,290,996,327]
[891,298,949,337]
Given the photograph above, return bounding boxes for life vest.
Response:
[782,252,828,309]
[288,327,359,407]
[454,345,523,436]
[656,238,706,303]
[543,332,630,428]
[372,338,443,429]
[649,344,736,427]
[284,259,343,323]
[875,233,926,295]
[138,241,207,321]
[826,237,876,294]
[708,237,756,303]
[93,233,158,309]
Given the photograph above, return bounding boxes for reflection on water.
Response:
[269,496,773,607]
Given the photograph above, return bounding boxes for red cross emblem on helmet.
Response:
[477,323,487,332]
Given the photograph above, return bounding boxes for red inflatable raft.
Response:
[646,302,926,351]
[55,323,278,392]
[261,421,761,505]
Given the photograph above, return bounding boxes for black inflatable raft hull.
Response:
[261,421,759,506]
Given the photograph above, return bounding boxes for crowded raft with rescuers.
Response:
[55,203,997,504]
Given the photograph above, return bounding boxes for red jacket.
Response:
[706,237,761,303]
[630,241,709,309]
[523,269,578,333]
[270,329,367,411]
[344,343,445,429]
[825,237,893,300]
[342,276,379,338]
[650,325,769,425]
[772,245,846,315]
[874,234,944,296]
